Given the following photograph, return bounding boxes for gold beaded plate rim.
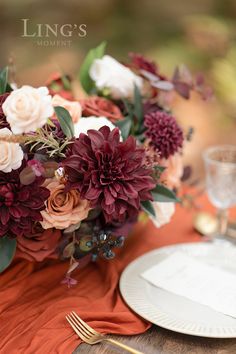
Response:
[120,242,236,338]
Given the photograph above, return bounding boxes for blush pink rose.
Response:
[52,94,82,123]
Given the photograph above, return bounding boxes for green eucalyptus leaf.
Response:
[61,75,71,91]
[115,117,132,140]
[141,200,156,218]
[122,99,134,119]
[79,41,107,94]
[0,236,17,273]
[54,106,74,139]
[0,67,8,94]
[152,184,179,203]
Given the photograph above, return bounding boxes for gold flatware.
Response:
[66,311,144,354]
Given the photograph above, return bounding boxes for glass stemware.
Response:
[203,145,236,238]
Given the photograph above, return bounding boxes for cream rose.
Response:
[74,116,122,140]
[151,202,175,228]
[89,55,143,99]
[52,94,82,123]
[0,128,24,172]
[2,86,54,134]
[41,180,90,230]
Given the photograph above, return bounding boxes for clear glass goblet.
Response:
[203,145,236,237]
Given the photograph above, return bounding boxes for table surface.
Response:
[74,325,236,354]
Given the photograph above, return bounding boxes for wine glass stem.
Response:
[217,208,228,235]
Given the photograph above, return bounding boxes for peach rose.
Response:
[81,96,123,122]
[41,180,90,229]
[160,153,183,190]
[52,94,82,123]
[16,225,61,262]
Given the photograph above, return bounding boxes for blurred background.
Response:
[0,0,236,180]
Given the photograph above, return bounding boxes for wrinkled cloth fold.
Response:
[0,194,224,354]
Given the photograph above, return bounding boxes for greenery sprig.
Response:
[0,129,72,158]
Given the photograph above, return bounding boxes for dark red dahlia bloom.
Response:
[0,163,50,238]
[62,126,156,223]
[144,111,184,159]
[0,93,10,129]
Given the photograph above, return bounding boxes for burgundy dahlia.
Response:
[144,111,184,159]
[0,93,10,129]
[0,163,50,238]
[62,126,156,223]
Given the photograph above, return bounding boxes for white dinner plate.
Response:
[120,242,236,338]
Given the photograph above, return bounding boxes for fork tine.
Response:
[70,312,94,337]
[68,314,92,340]
[72,311,98,335]
[66,315,90,341]
[66,316,86,340]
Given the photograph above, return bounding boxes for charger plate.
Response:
[120,242,236,338]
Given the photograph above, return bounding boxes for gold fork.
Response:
[66,311,144,354]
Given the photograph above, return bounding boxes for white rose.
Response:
[2,86,54,134]
[74,116,122,140]
[151,202,175,228]
[89,55,143,99]
[0,128,24,172]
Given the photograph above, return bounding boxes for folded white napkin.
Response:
[141,251,236,318]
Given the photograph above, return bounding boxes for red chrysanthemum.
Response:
[0,163,50,238]
[0,93,10,129]
[144,111,184,159]
[62,126,156,223]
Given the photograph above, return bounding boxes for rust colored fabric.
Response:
[0,195,230,354]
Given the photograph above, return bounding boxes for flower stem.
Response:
[0,134,29,144]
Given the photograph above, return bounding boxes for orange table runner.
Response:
[0,195,222,354]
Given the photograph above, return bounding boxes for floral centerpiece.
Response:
[0,43,210,285]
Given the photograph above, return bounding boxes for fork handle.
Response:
[104,338,144,354]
